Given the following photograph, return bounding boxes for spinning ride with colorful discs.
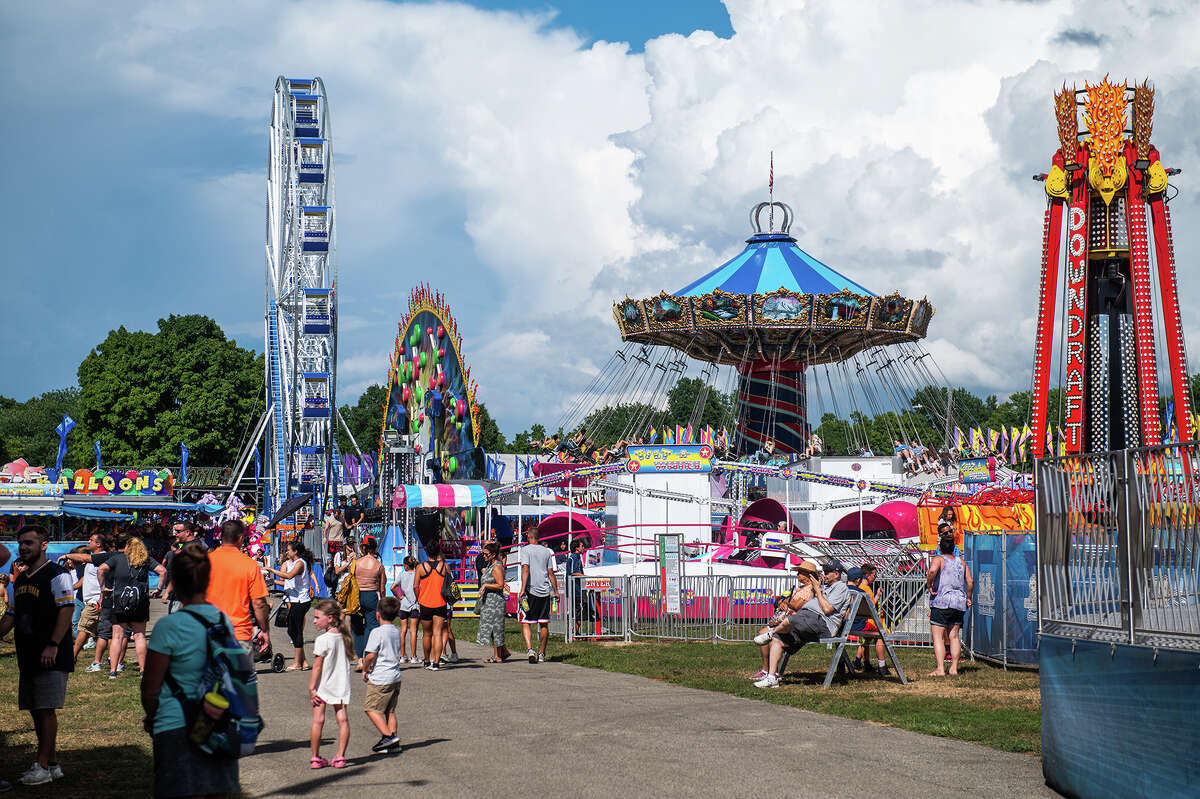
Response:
[614,198,934,456]
[379,285,481,481]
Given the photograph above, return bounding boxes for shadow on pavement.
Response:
[256,740,447,796]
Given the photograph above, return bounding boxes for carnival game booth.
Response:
[389,482,488,582]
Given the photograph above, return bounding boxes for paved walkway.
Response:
[235,615,1055,798]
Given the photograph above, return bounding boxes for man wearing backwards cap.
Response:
[753,558,851,688]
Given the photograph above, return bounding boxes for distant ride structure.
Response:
[614,199,934,456]
[1031,77,1192,455]
[264,76,338,517]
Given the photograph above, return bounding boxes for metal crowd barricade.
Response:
[564,575,625,641]
[713,574,794,642]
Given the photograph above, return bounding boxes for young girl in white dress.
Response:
[309,598,354,768]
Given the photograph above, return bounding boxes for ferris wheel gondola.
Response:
[264,76,338,520]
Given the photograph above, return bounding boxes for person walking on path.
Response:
[69,533,105,661]
[161,521,206,614]
[518,527,558,664]
[140,543,240,799]
[927,533,973,676]
[0,525,75,786]
[390,556,420,663]
[266,540,314,670]
[206,520,271,654]
[97,534,166,679]
[351,537,384,666]
[309,599,354,769]
[413,544,450,670]
[361,596,403,753]
[475,543,509,663]
[322,509,346,560]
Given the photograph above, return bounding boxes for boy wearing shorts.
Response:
[362,596,404,753]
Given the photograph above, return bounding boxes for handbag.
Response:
[273,601,290,628]
[336,558,361,615]
[323,562,338,591]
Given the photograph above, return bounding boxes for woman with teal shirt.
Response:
[140,544,239,798]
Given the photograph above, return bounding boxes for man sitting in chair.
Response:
[752,558,851,688]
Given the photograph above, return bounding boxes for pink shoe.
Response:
[748,669,769,680]
[310,756,329,769]
[331,756,348,768]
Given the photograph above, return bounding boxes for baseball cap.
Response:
[821,558,846,575]
[846,566,863,582]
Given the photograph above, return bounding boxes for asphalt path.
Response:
[219,606,1056,799]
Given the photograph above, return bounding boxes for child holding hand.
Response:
[309,599,353,769]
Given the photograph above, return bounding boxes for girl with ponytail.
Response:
[308,598,354,769]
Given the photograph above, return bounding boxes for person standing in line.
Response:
[390,556,420,664]
[97,534,166,679]
[266,540,314,670]
[361,596,403,754]
[351,536,384,668]
[160,521,206,614]
[413,544,449,670]
[309,599,353,769]
[322,509,346,560]
[61,535,117,673]
[206,520,271,654]
[518,527,559,664]
[0,525,75,786]
[927,533,973,676]
[70,539,104,662]
[140,543,239,799]
[475,543,509,663]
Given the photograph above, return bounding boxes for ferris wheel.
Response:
[264,76,338,517]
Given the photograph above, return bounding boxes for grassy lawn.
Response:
[0,638,153,797]
[454,617,1042,755]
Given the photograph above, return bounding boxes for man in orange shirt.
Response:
[206,519,270,652]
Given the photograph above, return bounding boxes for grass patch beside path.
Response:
[0,638,152,797]
[454,618,1041,755]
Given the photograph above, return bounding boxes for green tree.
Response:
[665,377,735,431]
[508,422,547,454]
[474,402,506,452]
[77,315,262,466]
[335,383,387,455]
[0,388,86,466]
[579,402,658,446]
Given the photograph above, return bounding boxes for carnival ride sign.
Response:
[0,483,64,498]
[658,533,683,615]
[958,457,995,484]
[627,444,713,474]
[1063,194,1088,453]
[917,504,1035,551]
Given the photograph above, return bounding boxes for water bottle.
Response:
[189,691,229,751]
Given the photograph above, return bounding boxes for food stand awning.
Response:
[392,484,487,509]
[63,500,213,511]
[63,506,136,521]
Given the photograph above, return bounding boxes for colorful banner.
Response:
[626,444,713,474]
[1063,184,1089,452]
[958,457,995,484]
[917,503,1035,551]
[0,483,64,498]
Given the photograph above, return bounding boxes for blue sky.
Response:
[4,0,1200,442]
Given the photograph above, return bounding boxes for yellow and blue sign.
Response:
[958,457,995,484]
[626,444,713,474]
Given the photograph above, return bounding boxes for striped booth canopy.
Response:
[392,483,487,509]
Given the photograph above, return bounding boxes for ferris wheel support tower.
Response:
[265,76,338,518]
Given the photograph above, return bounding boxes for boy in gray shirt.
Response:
[518,527,559,663]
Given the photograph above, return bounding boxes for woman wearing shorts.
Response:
[926,533,973,676]
[390,556,421,663]
[412,544,449,670]
[98,534,166,679]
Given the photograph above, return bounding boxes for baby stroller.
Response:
[252,597,287,673]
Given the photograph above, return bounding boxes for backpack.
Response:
[437,563,461,604]
[165,608,265,758]
[114,584,141,615]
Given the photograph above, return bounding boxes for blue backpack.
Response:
[165,608,265,758]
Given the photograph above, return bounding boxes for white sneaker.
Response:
[753,674,780,688]
[19,765,53,786]
[537,652,545,663]
[753,631,773,646]
[748,669,768,680]
[409,657,422,664]
[527,648,537,663]
[83,640,96,650]
[85,662,102,673]
[116,663,126,673]
[48,764,63,780]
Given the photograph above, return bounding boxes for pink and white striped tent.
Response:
[391,483,487,509]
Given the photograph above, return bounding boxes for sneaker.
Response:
[439,655,449,663]
[527,648,537,664]
[447,653,459,664]
[85,662,102,673]
[83,640,96,650]
[18,765,53,786]
[371,734,400,752]
[117,663,126,673]
[48,764,63,781]
[748,669,769,680]
[851,657,864,672]
[876,662,891,675]
[108,671,119,680]
[426,663,439,671]
[752,631,773,646]
[537,652,545,663]
[753,674,780,688]
[410,657,421,664]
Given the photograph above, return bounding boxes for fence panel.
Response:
[564,575,625,641]
[714,575,794,643]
